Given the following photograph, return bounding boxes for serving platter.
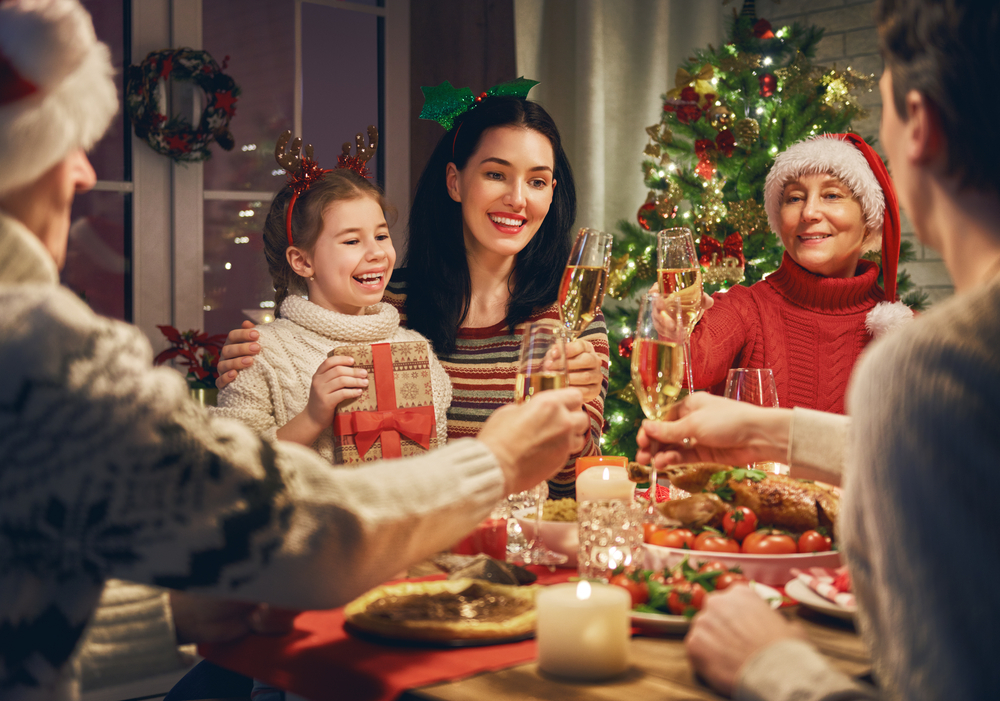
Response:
[630,581,783,634]
[644,543,841,587]
[785,578,856,621]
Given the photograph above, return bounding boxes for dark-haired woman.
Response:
[220,96,608,499]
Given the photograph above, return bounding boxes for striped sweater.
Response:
[385,273,610,499]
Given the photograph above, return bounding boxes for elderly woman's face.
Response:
[778,173,868,278]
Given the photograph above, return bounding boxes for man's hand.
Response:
[215,321,260,389]
[686,585,807,697]
[477,389,588,494]
[636,393,791,469]
[169,590,298,645]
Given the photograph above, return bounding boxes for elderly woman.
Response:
[690,134,912,413]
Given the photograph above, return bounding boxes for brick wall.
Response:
[757,0,954,305]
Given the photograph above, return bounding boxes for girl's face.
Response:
[778,173,869,278]
[293,196,395,315]
[446,126,556,262]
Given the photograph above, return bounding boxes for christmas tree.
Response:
[600,7,927,459]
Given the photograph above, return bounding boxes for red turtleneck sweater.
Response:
[690,253,887,414]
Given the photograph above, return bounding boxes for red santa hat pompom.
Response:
[0,0,118,196]
[763,133,903,303]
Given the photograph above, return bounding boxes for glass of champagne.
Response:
[656,227,704,395]
[558,227,613,340]
[511,319,570,566]
[630,291,687,503]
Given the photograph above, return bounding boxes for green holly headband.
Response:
[418,77,539,131]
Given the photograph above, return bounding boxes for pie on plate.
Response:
[343,578,539,643]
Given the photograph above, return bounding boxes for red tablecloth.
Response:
[199,567,575,701]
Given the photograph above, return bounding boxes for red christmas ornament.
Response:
[694,138,715,158]
[618,336,634,359]
[680,86,699,103]
[753,18,775,39]
[759,73,777,97]
[637,202,655,231]
[695,158,716,181]
[715,129,735,157]
[676,104,702,124]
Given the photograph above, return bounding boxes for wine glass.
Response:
[656,227,704,396]
[630,291,687,503]
[558,228,613,340]
[724,368,788,474]
[511,319,570,566]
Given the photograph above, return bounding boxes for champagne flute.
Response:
[511,319,570,566]
[558,227,613,340]
[656,227,704,396]
[630,292,687,503]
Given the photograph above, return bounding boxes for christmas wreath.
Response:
[125,48,239,162]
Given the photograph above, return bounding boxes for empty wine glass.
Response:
[631,291,686,503]
[511,319,570,566]
[558,228,613,340]
[724,368,788,474]
[656,227,703,396]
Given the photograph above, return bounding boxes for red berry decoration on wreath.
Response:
[126,48,240,162]
[759,73,777,98]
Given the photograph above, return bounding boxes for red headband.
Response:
[836,133,902,302]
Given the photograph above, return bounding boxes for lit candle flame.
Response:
[602,467,610,481]
[576,580,592,600]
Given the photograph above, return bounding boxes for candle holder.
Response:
[577,500,646,581]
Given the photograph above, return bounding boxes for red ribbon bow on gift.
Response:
[338,407,436,458]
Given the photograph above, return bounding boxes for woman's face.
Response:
[293,196,395,315]
[446,126,556,262]
[778,173,869,278]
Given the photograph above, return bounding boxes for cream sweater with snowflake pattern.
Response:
[215,294,451,463]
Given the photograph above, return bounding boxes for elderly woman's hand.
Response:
[565,339,602,403]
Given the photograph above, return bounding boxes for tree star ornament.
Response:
[418,77,539,131]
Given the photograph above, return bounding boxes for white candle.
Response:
[536,580,631,680]
[576,466,634,503]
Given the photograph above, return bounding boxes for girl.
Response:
[214,165,451,462]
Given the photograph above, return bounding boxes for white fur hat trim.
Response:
[764,136,885,254]
[865,300,913,338]
[0,0,118,195]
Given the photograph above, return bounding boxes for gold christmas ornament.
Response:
[734,117,760,147]
[707,104,733,129]
[615,383,639,405]
[727,198,769,236]
[644,142,662,158]
[634,246,656,280]
[604,253,632,300]
[720,52,761,73]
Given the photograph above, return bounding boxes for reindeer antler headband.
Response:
[274,126,379,246]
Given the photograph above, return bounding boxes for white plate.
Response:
[785,578,856,621]
[631,581,783,633]
[644,544,842,587]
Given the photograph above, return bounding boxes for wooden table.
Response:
[401,606,869,701]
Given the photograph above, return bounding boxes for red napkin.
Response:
[199,568,575,701]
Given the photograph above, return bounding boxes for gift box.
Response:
[332,341,438,463]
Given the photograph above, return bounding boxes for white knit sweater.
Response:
[0,210,504,701]
[214,295,451,463]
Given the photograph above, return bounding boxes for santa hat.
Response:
[764,133,902,302]
[0,0,118,196]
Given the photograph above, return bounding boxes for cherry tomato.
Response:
[609,573,649,607]
[798,530,833,553]
[642,523,660,543]
[714,572,750,590]
[722,506,759,542]
[742,530,797,555]
[647,570,669,585]
[693,532,740,553]
[667,582,706,614]
[697,561,730,575]
[648,528,696,549]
